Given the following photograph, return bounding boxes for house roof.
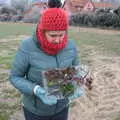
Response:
[70,0,88,7]
[24,2,47,15]
[67,0,119,13]
[31,2,47,7]
[32,0,48,3]
[93,2,117,9]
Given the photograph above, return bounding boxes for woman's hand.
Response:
[34,85,58,105]
[68,86,83,101]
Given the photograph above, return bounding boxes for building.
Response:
[67,0,89,13]
[24,0,118,17]
[93,2,117,9]
[83,1,95,12]
[67,0,117,13]
[24,2,47,16]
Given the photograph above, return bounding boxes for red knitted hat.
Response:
[39,8,68,31]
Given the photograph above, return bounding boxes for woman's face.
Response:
[45,30,66,44]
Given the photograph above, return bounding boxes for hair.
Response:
[48,0,64,8]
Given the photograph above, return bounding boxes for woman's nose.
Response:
[54,38,61,43]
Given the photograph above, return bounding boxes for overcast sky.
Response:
[0,0,10,5]
[0,0,120,5]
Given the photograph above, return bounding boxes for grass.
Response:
[114,116,120,120]
[68,27,120,55]
[0,73,8,83]
[0,112,9,120]
[0,102,20,120]
[3,88,20,99]
[0,22,36,39]
[115,118,120,120]
[0,22,120,120]
[0,87,20,120]
[0,54,15,69]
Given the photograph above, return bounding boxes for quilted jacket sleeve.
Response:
[9,39,36,96]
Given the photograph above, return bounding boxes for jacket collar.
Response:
[32,30,40,49]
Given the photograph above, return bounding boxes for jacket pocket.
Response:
[35,97,56,115]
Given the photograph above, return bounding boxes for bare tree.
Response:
[23,6,41,23]
[11,0,30,13]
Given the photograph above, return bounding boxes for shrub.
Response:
[69,6,120,29]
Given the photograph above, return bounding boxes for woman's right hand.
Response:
[34,85,58,105]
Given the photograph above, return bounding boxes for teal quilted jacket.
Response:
[9,32,79,116]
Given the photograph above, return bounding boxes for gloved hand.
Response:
[34,85,58,105]
[68,86,83,101]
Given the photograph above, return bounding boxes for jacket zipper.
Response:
[55,55,59,68]
[54,55,59,114]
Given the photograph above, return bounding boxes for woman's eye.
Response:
[60,34,64,37]
[49,35,56,37]
[51,35,56,37]
[49,34,64,38]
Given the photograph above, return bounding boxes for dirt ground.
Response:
[9,45,120,120]
[1,28,120,120]
[69,46,120,120]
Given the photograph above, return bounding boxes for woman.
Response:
[9,8,83,120]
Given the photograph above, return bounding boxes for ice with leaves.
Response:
[42,65,93,99]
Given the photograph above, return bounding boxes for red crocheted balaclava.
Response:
[36,8,68,55]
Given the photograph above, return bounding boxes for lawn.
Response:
[0,22,120,120]
[0,22,36,39]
